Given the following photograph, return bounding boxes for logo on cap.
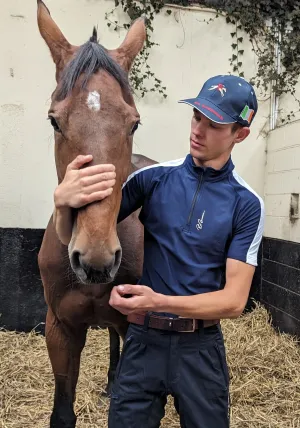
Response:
[208,83,227,97]
[240,105,254,124]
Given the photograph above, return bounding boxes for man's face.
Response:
[190,109,247,165]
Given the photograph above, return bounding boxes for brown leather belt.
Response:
[127,313,219,333]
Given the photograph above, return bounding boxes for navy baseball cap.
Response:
[179,74,258,127]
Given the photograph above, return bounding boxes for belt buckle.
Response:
[179,318,196,333]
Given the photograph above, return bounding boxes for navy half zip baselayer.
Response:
[118,154,264,296]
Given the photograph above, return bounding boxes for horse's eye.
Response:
[130,120,141,136]
[48,116,61,133]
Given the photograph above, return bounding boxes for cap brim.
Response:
[178,97,235,124]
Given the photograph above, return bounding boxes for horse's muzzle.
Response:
[70,248,122,284]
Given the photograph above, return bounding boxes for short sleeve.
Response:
[227,196,265,266]
[117,165,156,223]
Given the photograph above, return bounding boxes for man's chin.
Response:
[190,147,205,159]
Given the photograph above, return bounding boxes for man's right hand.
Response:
[54,155,116,209]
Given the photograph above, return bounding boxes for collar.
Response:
[184,153,234,181]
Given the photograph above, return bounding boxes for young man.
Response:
[54,75,264,427]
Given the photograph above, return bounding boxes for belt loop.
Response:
[143,311,152,332]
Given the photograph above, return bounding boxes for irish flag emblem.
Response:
[240,105,254,123]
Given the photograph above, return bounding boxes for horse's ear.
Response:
[37,0,75,72]
[110,18,146,72]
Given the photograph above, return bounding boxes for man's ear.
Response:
[234,127,250,144]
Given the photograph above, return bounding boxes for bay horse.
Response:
[36,1,157,426]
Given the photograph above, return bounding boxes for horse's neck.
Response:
[130,162,139,174]
[130,153,158,175]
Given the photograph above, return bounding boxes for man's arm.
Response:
[156,259,255,319]
[109,259,255,319]
[53,206,73,246]
[109,194,265,319]
[158,195,265,318]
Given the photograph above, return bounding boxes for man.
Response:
[54,74,264,427]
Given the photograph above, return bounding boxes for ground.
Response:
[0,303,299,427]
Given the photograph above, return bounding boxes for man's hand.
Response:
[54,154,116,209]
[109,284,163,315]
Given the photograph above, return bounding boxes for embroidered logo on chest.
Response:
[196,210,205,230]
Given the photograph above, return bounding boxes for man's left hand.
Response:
[109,284,163,315]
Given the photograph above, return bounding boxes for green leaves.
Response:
[105,0,167,99]
[211,0,300,125]
[103,0,300,117]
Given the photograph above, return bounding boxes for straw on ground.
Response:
[0,302,299,428]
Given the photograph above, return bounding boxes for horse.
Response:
[36,1,157,426]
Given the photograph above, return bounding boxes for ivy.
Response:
[105,0,168,99]
[105,0,300,125]
[211,0,300,124]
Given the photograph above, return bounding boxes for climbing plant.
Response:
[105,0,168,98]
[210,0,300,124]
[105,0,300,124]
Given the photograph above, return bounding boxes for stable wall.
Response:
[264,122,300,242]
[0,0,268,332]
[0,0,268,230]
[262,114,300,337]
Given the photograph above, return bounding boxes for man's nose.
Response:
[194,122,205,137]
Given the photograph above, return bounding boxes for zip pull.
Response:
[185,172,204,230]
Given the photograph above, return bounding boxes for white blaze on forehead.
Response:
[87,91,101,111]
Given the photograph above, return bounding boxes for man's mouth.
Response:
[191,139,205,148]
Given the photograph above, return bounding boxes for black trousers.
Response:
[108,321,230,428]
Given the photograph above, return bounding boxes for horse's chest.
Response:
[57,289,111,327]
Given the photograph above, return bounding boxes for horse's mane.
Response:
[56,27,130,100]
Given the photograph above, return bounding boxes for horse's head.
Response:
[37,1,146,284]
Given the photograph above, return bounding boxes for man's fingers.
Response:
[79,164,116,177]
[117,284,144,296]
[110,297,131,310]
[82,180,116,195]
[81,179,115,194]
[67,154,93,171]
[109,287,126,307]
[81,172,116,187]
[83,188,113,204]
[67,156,116,176]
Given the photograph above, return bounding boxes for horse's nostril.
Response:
[115,249,122,267]
[109,248,122,278]
[72,250,81,270]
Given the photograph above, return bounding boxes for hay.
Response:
[0,302,299,427]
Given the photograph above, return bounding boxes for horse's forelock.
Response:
[55,30,130,101]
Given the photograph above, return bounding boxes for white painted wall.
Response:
[264,121,300,242]
[263,51,300,243]
[0,0,269,229]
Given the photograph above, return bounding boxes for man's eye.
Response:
[48,116,62,133]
